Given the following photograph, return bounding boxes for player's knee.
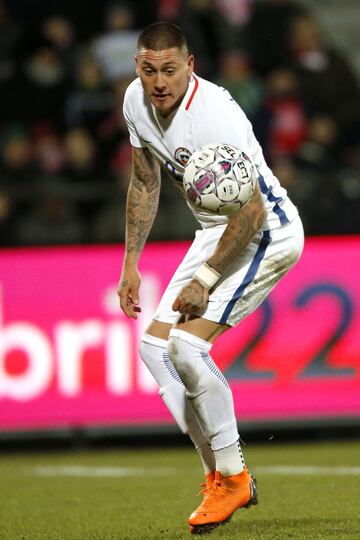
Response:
[167,334,198,386]
[167,334,184,369]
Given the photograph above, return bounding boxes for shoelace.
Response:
[196,482,208,497]
[201,479,230,502]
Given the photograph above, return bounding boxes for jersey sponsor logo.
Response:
[174,147,192,166]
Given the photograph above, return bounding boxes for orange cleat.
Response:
[197,471,216,498]
[188,468,258,535]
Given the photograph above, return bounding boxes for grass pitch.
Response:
[0,439,359,539]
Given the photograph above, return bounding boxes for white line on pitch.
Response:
[255,466,360,476]
[26,465,360,478]
[29,465,178,477]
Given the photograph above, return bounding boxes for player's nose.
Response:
[154,73,166,91]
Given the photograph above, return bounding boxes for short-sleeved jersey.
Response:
[123,74,298,230]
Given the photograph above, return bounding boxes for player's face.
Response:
[136,47,194,117]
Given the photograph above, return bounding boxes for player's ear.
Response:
[187,54,194,76]
[134,55,139,76]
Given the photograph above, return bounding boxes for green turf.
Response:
[0,440,359,539]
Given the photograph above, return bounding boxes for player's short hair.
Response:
[137,22,189,54]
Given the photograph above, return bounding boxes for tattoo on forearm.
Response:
[126,148,161,256]
[178,281,208,316]
[207,185,266,273]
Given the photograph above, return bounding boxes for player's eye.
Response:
[143,68,154,75]
[165,69,175,75]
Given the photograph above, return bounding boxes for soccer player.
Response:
[118,22,304,534]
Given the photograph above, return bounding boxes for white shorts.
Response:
[153,215,304,327]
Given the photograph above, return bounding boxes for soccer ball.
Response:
[183,143,257,215]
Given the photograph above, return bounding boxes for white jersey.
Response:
[123,74,298,230]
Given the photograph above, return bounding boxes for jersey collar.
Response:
[183,74,199,111]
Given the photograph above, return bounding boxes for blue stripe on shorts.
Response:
[220,230,272,324]
[258,174,289,225]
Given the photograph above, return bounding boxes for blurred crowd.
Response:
[0,0,359,247]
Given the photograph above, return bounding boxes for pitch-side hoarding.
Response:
[0,237,359,431]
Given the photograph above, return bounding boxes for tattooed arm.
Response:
[172,184,266,317]
[206,184,266,273]
[118,146,161,318]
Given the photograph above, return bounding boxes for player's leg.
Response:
[139,228,228,478]
[168,318,245,474]
[139,319,215,477]
[167,317,257,533]
[167,217,304,532]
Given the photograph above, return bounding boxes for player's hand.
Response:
[118,267,142,319]
[172,279,209,316]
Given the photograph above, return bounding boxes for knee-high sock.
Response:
[167,328,239,451]
[139,333,215,474]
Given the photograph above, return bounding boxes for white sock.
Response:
[140,333,215,474]
[197,443,216,476]
[167,329,240,451]
[214,439,245,476]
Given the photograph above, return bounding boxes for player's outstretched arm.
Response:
[118,146,161,318]
[172,184,266,317]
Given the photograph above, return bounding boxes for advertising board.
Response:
[0,237,359,431]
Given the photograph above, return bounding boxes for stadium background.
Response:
[0,0,359,439]
[1,0,359,441]
[0,2,359,539]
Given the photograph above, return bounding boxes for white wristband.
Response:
[193,263,221,289]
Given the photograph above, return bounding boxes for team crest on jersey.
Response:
[174,147,192,166]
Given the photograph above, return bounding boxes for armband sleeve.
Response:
[193,263,221,289]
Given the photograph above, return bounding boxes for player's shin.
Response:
[139,334,215,474]
[167,329,245,476]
